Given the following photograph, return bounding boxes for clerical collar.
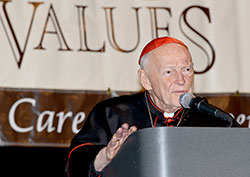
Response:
[163,112,174,117]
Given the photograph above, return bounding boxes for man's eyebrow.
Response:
[183,63,194,67]
[160,66,174,71]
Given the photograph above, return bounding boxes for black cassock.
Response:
[67,91,240,177]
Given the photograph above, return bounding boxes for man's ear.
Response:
[138,69,152,90]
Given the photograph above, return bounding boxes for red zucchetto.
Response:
[138,36,188,65]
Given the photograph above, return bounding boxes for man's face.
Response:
[139,43,194,112]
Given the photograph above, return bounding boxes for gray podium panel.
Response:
[103,127,250,177]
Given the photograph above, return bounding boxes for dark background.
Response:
[0,146,69,177]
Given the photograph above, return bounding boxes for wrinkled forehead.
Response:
[149,43,190,55]
[146,43,192,69]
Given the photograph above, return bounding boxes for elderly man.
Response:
[67,36,239,177]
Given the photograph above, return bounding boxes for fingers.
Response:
[106,123,137,160]
[108,123,128,149]
[116,123,129,141]
[95,124,137,171]
[128,125,137,135]
[115,123,136,144]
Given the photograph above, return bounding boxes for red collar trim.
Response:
[153,116,159,128]
[146,91,163,113]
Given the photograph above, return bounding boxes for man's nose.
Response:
[176,72,185,85]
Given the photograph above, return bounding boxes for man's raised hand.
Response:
[94,123,137,171]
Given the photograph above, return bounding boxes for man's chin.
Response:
[173,99,182,109]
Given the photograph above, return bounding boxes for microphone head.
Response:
[179,93,195,109]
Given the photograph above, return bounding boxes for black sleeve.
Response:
[67,102,113,177]
[67,145,104,177]
[89,161,103,177]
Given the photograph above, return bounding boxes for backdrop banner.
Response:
[0,88,249,147]
[0,0,249,147]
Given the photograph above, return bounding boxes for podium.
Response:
[103,127,250,177]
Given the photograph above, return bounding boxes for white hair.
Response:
[139,53,149,70]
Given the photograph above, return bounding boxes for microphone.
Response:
[179,93,233,126]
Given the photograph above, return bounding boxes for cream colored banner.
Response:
[0,0,250,93]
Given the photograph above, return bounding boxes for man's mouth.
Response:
[172,90,188,94]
